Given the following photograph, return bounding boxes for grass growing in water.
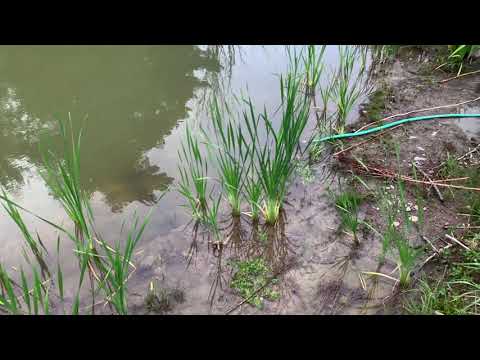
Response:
[206,98,249,217]
[96,213,150,315]
[243,60,311,225]
[243,168,263,222]
[301,45,327,96]
[178,124,209,221]
[332,46,369,134]
[333,188,363,246]
[203,193,222,242]
[0,117,151,314]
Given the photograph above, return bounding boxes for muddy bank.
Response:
[129,165,396,315]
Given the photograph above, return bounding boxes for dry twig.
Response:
[439,69,480,84]
[413,163,444,202]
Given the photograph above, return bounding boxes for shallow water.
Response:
[0,45,374,313]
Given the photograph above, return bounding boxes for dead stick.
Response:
[445,234,471,251]
[350,161,480,191]
[434,177,470,183]
[422,235,439,253]
[457,144,480,162]
[439,69,480,84]
[417,243,454,272]
[368,169,480,191]
[413,163,444,202]
[402,177,479,191]
[446,225,480,229]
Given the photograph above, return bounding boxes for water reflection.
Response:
[0,45,223,210]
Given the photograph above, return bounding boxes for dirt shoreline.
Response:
[129,48,480,315]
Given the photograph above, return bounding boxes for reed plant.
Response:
[203,194,222,241]
[0,117,151,314]
[243,62,311,225]
[97,212,151,315]
[178,124,209,221]
[206,98,249,217]
[243,167,263,222]
[301,45,327,96]
[332,46,368,134]
[333,189,363,246]
[0,261,49,315]
[316,68,338,134]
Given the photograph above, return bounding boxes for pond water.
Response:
[0,45,374,313]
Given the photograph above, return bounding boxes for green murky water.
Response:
[0,46,369,312]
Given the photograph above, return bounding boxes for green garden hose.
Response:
[314,113,480,143]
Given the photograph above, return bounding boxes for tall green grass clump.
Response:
[97,212,150,314]
[0,261,50,315]
[203,194,222,242]
[301,45,327,96]
[1,117,151,314]
[333,189,363,246]
[332,46,368,134]
[244,167,263,222]
[38,117,111,312]
[206,98,249,217]
[178,124,209,221]
[243,59,311,225]
[299,45,334,159]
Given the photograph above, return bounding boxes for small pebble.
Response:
[393,221,400,227]
[410,215,419,223]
